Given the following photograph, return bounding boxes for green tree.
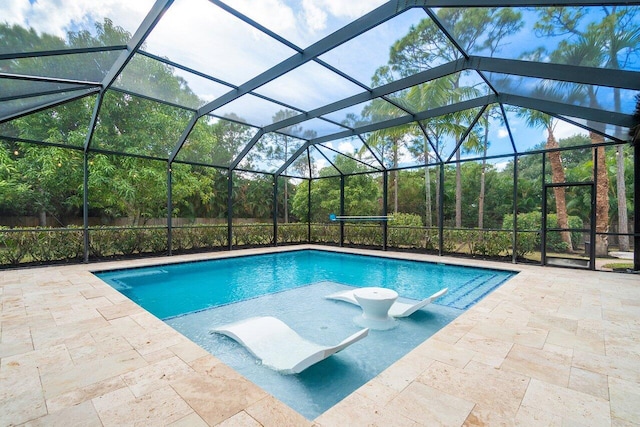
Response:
[291,157,379,222]
[535,6,640,255]
[380,8,522,227]
[518,109,572,251]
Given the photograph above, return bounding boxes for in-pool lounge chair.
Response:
[211,316,369,374]
[326,287,448,318]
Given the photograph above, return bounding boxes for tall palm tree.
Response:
[536,6,640,254]
[602,7,640,251]
[405,77,470,226]
[518,108,573,251]
[421,113,470,226]
[551,32,609,255]
[377,8,522,226]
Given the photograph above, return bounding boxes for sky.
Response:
[3,0,604,168]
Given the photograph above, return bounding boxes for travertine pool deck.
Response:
[1,245,639,426]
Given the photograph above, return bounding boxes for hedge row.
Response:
[0,227,84,265]
[1,217,575,266]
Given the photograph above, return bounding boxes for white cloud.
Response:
[554,119,588,140]
[492,160,509,171]
[316,0,386,19]
[143,1,295,87]
[497,128,509,138]
[302,0,327,32]
[1,0,153,39]
[315,157,328,171]
[338,141,355,155]
[226,0,296,35]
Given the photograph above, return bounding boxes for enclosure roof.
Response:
[1,0,639,178]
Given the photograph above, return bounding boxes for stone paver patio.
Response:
[1,245,639,426]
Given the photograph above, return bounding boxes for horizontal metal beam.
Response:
[0,88,99,124]
[260,59,466,134]
[410,0,640,6]
[470,56,640,90]
[0,72,101,87]
[138,50,237,90]
[0,45,126,61]
[498,93,634,128]
[263,56,638,144]
[310,96,495,145]
[0,86,92,102]
[108,87,197,113]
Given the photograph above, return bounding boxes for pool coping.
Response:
[1,245,639,425]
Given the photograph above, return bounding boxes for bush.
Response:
[442,228,467,252]
[344,224,382,246]
[89,228,118,257]
[0,228,30,265]
[387,213,425,249]
[173,225,227,250]
[0,227,84,265]
[503,212,583,256]
[28,227,83,262]
[310,223,340,244]
[468,229,512,257]
[90,226,168,257]
[278,223,308,244]
[141,228,167,253]
[233,224,273,246]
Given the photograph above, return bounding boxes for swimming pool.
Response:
[96,249,516,419]
[97,249,515,319]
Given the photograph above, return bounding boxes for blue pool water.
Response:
[97,249,515,319]
[96,250,516,419]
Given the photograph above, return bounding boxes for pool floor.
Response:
[166,281,461,419]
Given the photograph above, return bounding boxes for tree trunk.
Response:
[609,14,629,252]
[592,132,610,256]
[546,130,573,251]
[39,209,47,227]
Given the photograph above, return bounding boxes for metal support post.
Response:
[512,154,518,264]
[227,170,233,251]
[83,153,89,263]
[635,141,640,271]
[167,165,172,256]
[382,171,388,251]
[438,164,444,256]
[340,175,345,247]
[307,179,312,243]
[273,175,278,246]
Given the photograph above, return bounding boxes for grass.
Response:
[602,262,634,270]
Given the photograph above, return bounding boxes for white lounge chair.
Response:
[211,316,369,374]
[326,287,448,318]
